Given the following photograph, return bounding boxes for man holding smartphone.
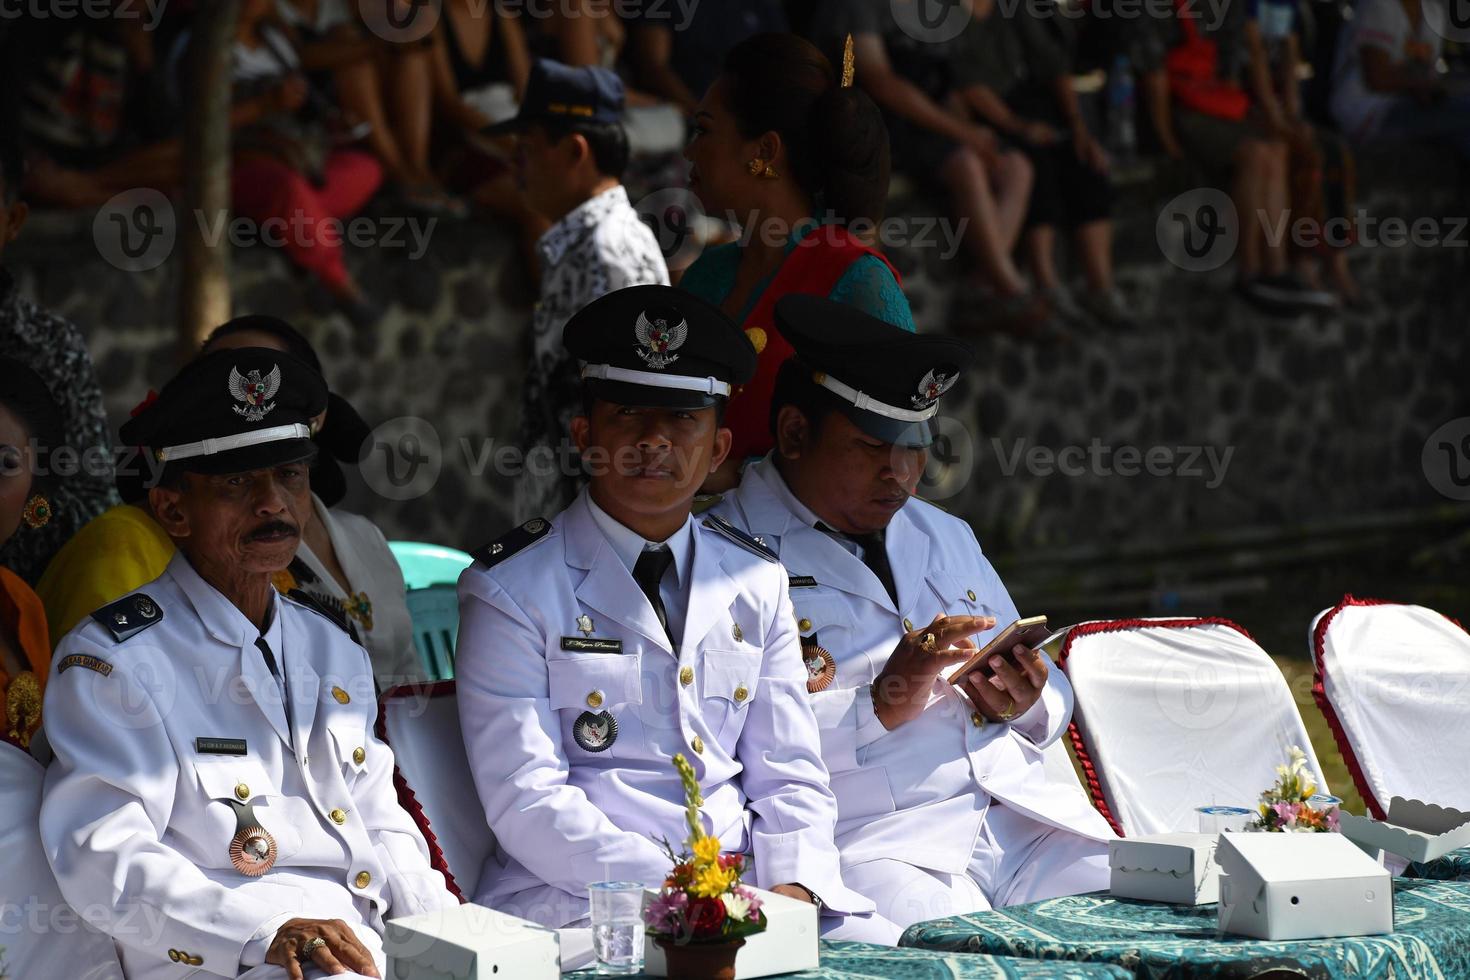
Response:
[712,295,1114,942]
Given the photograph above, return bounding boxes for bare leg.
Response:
[387,44,436,184]
[333,55,416,183]
[991,150,1033,251]
[940,146,1031,297]
[1074,219,1114,293]
[1260,139,1290,277]
[1233,138,1274,281]
[1026,225,1060,292]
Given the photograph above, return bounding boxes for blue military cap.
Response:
[484,57,625,135]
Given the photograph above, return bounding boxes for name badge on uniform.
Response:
[789,575,819,589]
[572,710,618,752]
[195,737,247,756]
[561,637,623,653]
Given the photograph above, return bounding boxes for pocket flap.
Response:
[830,766,896,823]
[547,654,643,711]
[328,723,369,774]
[701,650,762,705]
[193,756,275,804]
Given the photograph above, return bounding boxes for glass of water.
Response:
[588,881,645,975]
[1197,805,1256,834]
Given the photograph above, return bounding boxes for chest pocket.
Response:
[191,756,304,861]
[790,593,868,685]
[927,571,993,620]
[327,722,370,783]
[701,650,761,744]
[548,653,644,712]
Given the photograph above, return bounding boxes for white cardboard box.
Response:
[1216,833,1393,941]
[641,886,819,978]
[1109,833,1220,905]
[383,904,561,980]
[1339,797,1470,864]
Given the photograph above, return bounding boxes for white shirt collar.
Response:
[584,492,694,587]
[537,185,631,268]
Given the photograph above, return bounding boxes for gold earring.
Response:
[22,494,52,529]
[747,157,765,176]
[762,164,779,179]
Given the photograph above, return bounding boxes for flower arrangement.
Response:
[1249,745,1340,833]
[644,754,768,945]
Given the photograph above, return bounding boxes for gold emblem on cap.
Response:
[332,686,350,704]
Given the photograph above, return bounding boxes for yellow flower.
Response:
[691,864,736,898]
[693,836,722,868]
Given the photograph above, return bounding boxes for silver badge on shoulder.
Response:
[572,710,618,752]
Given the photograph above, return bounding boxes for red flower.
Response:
[718,854,744,873]
[686,896,727,938]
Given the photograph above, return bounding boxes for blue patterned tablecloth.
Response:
[899,879,1470,980]
[566,939,1131,978]
[1407,846,1470,882]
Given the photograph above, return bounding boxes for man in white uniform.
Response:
[41,349,455,980]
[714,295,1114,942]
[457,285,874,933]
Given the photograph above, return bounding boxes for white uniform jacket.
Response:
[455,491,871,926]
[40,553,455,980]
[714,458,1115,876]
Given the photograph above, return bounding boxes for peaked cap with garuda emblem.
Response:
[774,294,974,448]
[121,347,327,478]
[564,284,757,410]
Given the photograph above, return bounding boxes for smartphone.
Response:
[948,615,1050,688]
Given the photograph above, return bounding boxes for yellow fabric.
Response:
[35,503,175,648]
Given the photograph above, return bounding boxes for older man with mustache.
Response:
[41,348,455,980]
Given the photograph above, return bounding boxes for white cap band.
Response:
[814,372,939,423]
[581,363,731,397]
[158,423,313,463]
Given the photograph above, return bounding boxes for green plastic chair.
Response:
[388,541,475,590]
[405,584,460,681]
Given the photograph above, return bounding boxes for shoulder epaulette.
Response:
[89,592,164,643]
[701,514,777,562]
[691,493,724,515]
[471,517,553,568]
[285,589,359,642]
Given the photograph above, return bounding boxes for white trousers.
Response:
[823,802,1111,945]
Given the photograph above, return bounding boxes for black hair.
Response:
[0,355,65,499]
[720,33,891,227]
[542,120,631,181]
[768,357,843,442]
[200,314,369,507]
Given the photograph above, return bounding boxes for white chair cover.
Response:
[375,681,495,901]
[1060,617,1327,837]
[0,744,125,980]
[1311,596,1470,818]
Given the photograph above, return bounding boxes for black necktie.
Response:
[255,637,281,678]
[633,547,677,650]
[818,524,899,607]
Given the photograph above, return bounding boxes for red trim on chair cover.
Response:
[375,680,468,903]
[1310,595,1468,822]
[1057,617,1257,838]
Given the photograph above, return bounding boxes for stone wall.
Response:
[6,145,1468,600]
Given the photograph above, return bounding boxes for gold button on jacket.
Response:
[691,736,704,754]
[355,870,372,889]
[679,666,694,686]
[330,808,347,825]
[234,783,249,801]
[352,746,366,765]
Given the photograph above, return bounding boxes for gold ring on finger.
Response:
[998,699,1016,721]
[921,632,938,654]
[298,937,328,961]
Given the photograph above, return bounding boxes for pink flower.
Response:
[644,890,688,933]
[1271,802,1298,828]
[734,886,762,917]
